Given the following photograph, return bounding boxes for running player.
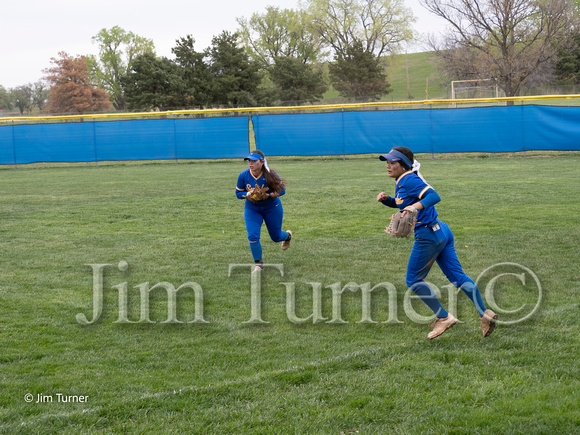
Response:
[236,150,292,272]
[377,146,497,339]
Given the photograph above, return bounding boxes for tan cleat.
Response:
[252,262,264,273]
[281,230,292,250]
[428,314,458,339]
[481,309,498,337]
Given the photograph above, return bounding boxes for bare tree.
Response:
[421,0,578,97]
[303,0,416,58]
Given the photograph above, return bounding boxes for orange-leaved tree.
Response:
[44,52,112,114]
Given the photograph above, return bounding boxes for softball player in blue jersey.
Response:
[236,150,292,272]
[377,146,497,339]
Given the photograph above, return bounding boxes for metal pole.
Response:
[406,52,411,99]
[11,120,17,169]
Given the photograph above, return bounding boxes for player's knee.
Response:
[407,278,421,290]
[406,268,431,289]
[406,273,422,288]
[270,233,285,243]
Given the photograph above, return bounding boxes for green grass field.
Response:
[0,155,578,433]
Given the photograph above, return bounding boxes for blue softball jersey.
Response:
[382,170,440,230]
[235,168,285,207]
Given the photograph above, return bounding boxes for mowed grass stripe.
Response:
[2,344,401,431]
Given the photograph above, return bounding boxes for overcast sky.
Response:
[0,0,447,89]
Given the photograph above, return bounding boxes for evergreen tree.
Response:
[328,42,391,102]
[172,35,213,108]
[207,31,261,107]
[122,53,187,111]
[270,56,328,104]
[556,34,580,84]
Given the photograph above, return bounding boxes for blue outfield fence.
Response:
[1,104,579,165]
[252,105,580,156]
[0,117,250,165]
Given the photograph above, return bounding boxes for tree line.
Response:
[1,0,579,115]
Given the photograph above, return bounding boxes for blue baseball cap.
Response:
[379,149,413,168]
[244,152,264,161]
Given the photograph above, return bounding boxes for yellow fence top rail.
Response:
[2,94,580,123]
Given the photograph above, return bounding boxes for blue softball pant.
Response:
[244,198,289,261]
[407,220,487,318]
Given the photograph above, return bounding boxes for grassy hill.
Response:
[385,51,448,101]
[322,51,449,103]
